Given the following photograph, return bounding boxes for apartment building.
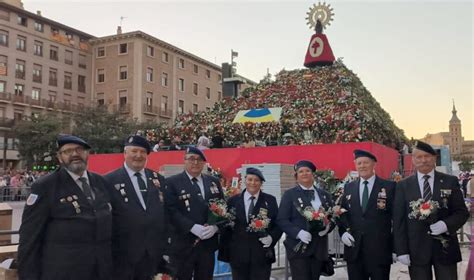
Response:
[91,29,226,123]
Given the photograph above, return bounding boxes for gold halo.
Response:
[306,2,335,30]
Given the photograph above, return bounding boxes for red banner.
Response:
[89,142,400,180]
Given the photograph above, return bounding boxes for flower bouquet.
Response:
[294,205,329,253]
[247,209,275,259]
[207,198,235,227]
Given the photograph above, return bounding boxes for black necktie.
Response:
[361,181,369,212]
[423,175,432,201]
[192,177,204,199]
[303,189,315,201]
[78,177,94,202]
[135,172,148,202]
[248,196,255,222]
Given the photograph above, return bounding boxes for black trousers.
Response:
[289,255,323,280]
[347,258,390,280]
[113,252,156,280]
[409,263,457,280]
[231,262,271,280]
[173,247,215,280]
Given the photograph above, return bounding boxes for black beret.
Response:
[246,167,265,182]
[354,149,377,162]
[186,146,207,161]
[294,160,316,172]
[414,140,437,156]
[57,135,91,150]
[124,135,151,154]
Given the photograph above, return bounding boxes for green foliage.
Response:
[13,113,64,167]
[458,157,474,172]
[314,169,341,194]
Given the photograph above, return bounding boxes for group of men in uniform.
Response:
[16,134,469,280]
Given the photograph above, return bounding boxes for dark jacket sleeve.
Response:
[267,195,283,246]
[442,177,469,233]
[337,184,351,237]
[163,177,195,233]
[18,180,51,280]
[393,180,409,256]
[276,190,302,239]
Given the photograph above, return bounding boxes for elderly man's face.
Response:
[124,146,148,172]
[57,143,89,175]
[412,148,436,174]
[184,154,205,177]
[245,174,262,196]
[355,157,376,180]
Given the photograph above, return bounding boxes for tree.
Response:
[458,156,474,172]
[14,113,65,168]
[72,106,140,154]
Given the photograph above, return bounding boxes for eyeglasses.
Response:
[185,157,204,163]
[59,146,87,156]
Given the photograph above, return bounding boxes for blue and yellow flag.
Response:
[232,108,282,123]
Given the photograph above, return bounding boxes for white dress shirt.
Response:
[299,184,322,210]
[244,190,260,222]
[124,163,147,210]
[417,169,435,197]
[186,171,205,199]
[359,175,376,206]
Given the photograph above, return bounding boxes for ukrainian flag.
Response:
[232,108,282,123]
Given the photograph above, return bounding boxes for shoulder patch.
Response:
[26,194,39,206]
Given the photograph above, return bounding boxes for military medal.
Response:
[72,201,81,214]
[67,196,73,202]
[60,198,66,203]
[114,184,121,191]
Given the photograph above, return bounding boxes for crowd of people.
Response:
[143,60,406,149]
[15,135,470,280]
[0,169,48,201]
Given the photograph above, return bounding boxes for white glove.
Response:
[392,253,397,263]
[430,221,448,236]
[397,254,411,266]
[318,224,331,236]
[201,225,218,240]
[341,232,355,247]
[190,224,205,239]
[297,230,312,244]
[259,235,273,248]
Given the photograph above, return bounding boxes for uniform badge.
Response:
[153,172,158,177]
[440,189,451,208]
[346,194,351,200]
[377,199,386,210]
[114,184,121,191]
[67,196,73,202]
[60,198,66,203]
[107,203,112,211]
[152,179,161,188]
[159,191,164,203]
[72,195,78,200]
[378,188,387,199]
[72,201,81,214]
[26,194,38,206]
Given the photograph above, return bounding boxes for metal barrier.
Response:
[0,187,31,202]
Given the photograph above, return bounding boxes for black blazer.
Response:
[105,167,168,265]
[219,190,282,265]
[18,168,112,280]
[338,176,396,265]
[164,171,224,257]
[393,171,469,265]
[276,185,334,260]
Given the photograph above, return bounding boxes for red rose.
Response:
[312,211,320,219]
[421,202,431,210]
[255,220,263,228]
[210,204,219,211]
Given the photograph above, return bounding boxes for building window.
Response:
[32,64,42,83]
[161,72,168,87]
[206,87,211,99]
[0,81,6,92]
[192,104,198,113]
[65,50,73,65]
[218,74,222,81]
[97,46,105,57]
[161,96,168,112]
[34,21,44,32]
[193,83,198,95]
[15,60,25,79]
[193,64,198,74]
[146,92,153,107]
[206,69,211,79]
[51,26,59,36]
[147,45,154,57]
[178,100,184,114]
[0,30,8,46]
[64,72,72,90]
[16,36,26,51]
[0,55,7,76]
[79,54,86,69]
[49,68,57,86]
[178,58,185,69]
[0,9,9,21]
[50,45,58,61]
[119,66,127,80]
[49,91,57,102]
[31,88,40,100]
[14,84,24,96]
[119,43,127,54]
[97,69,105,83]
[17,15,27,26]
[178,78,185,92]
[34,41,43,56]
[162,51,169,63]
[218,91,222,100]
[78,75,86,93]
[146,67,153,82]
[65,32,74,44]
[97,92,105,106]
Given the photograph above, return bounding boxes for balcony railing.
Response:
[112,104,130,113]
[78,85,85,93]
[33,75,42,83]
[0,92,11,102]
[160,108,173,118]
[49,78,57,86]
[143,104,159,115]
[0,117,15,128]
[12,94,26,104]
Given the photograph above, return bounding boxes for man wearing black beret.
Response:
[337,149,396,280]
[164,146,225,280]
[105,135,169,280]
[18,135,113,280]
[394,141,469,279]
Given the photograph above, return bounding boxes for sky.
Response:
[23,0,473,140]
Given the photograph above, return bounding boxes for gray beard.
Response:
[63,160,87,175]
